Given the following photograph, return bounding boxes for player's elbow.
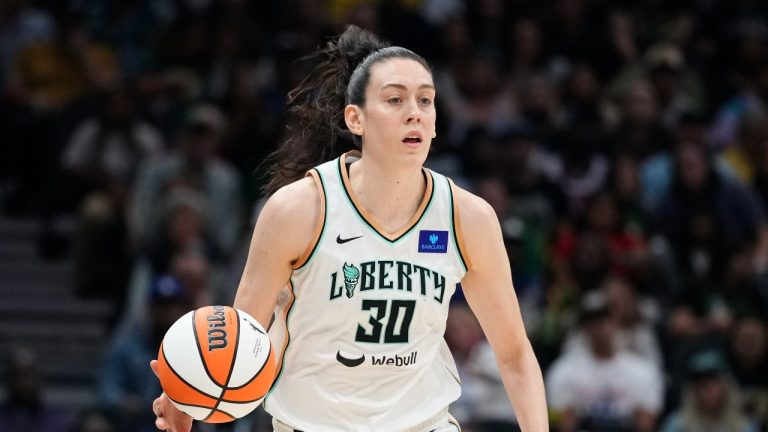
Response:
[494,334,528,368]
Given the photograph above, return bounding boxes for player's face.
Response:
[358,58,436,165]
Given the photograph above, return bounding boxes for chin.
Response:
[400,144,430,163]
[405,155,429,170]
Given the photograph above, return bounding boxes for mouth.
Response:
[402,132,423,148]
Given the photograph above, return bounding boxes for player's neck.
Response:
[349,157,426,233]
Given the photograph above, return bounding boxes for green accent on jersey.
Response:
[446,178,469,272]
[294,168,328,270]
[336,158,435,245]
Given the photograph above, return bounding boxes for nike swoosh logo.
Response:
[336,350,365,367]
[336,234,363,244]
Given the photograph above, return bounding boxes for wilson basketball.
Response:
[156,305,276,423]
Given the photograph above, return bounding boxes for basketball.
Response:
[156,305,276,423]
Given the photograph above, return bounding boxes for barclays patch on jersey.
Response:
[418,230,448,253]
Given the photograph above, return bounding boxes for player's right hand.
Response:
[150,360,193,432]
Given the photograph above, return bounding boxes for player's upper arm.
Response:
[233,175,322,327]
[454,185,528,363]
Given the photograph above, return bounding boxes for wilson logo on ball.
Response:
[206,305,228,351]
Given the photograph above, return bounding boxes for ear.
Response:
[344,104,364,136]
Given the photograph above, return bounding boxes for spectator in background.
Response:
[98,275,191,432]
[707,32,768,152]
[64,87,165,315]
[144,187,216,273]
[660,142,768,346]
[433,17,472,116]
[122,250,213,335]
[727,316,768,428]
[123,191,215,327]
[603,10,639,79]
[0,0,55,87]
[661,350,757,432]
[560,62,604,130]
[546,290,663,432]
[552,189,650,285]
[5,11,116,111]
[644,43,705,131]
[538,125,609,217]
[606,41,705,131]
[419,0,465,27]
[533,264,582,372]
[62,86,165,203]
[564,232,612,296]
[0,347,75,432]
[130,103,243,261]
[660,141,768,278]
[751,123,768,209]
[639,111,739,212]
[0,0,54,211]
[502,126,567,216]
[515,73,563,142]
[218,51,282,203]
[490,127,564,302]
[562,276,662,366]
[169,247,213,309]
[504,18,550,87]
[608,79,671,161]
[77,0,173,79]
[1,10,118,216]
[720,112,768,186]
[543,0,603,75]
[438,52,515,147]
[720,244,768,319]
[609,153,653,241]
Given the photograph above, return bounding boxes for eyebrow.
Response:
[381,83,435,91]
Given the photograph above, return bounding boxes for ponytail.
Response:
[264,25,431,194]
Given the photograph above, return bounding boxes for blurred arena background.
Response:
[1,0,768,431]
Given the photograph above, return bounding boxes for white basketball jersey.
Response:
[264,152,470,431]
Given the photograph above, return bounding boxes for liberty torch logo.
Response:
[342,263,360,298]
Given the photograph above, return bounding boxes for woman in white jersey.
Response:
[151,25,548,432]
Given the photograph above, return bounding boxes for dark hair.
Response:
[264,25,431,194]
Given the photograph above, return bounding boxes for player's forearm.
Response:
[499,338,549,432]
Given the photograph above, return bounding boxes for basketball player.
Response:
[151,25,548,431]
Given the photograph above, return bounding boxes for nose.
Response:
[405,99,421,124]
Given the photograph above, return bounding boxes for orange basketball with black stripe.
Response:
[156,305,275,423]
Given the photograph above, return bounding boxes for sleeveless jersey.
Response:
[264,152,470,431]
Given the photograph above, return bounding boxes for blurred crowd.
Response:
[1,0,768,431]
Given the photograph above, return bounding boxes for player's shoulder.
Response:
[260,175,321,227]
[450,182,498,232]
[270,175,319,204]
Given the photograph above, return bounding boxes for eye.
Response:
[419,96,433,106]
[388,96,402,104]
